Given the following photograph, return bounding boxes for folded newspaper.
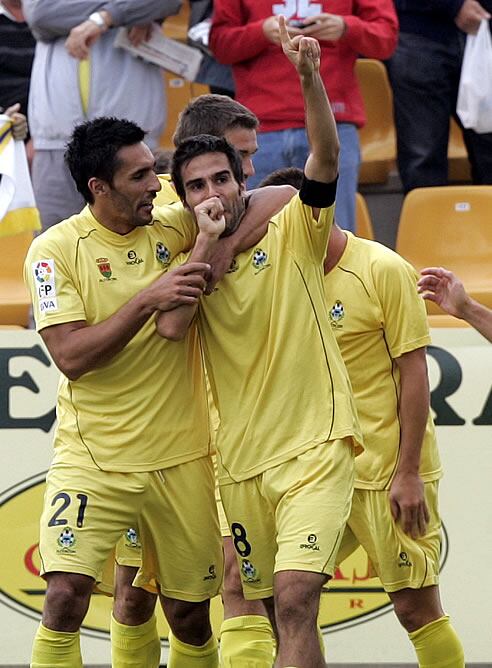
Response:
[114,24,203,81]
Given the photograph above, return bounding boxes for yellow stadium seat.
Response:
[355,193,374,240]
[396,186,492,314]
[0,230,33,327]
[427,314,471,328]
[355,59,396,185]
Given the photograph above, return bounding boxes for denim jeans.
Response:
[248,123,360,232]
[387,31,492,192]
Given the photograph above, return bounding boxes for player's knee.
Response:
[43,572,93,630]
[114,584,157,625]
[162,598,212,645]
[393,596,427,632]
[275,582,318,630]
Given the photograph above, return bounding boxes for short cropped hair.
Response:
[173,94,258,146]
[171,134,244,202]
[259,167,304,190]
[65,117,145,203]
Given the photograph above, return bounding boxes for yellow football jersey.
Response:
[197,194,363,484]
[24,206,210,472]
[154,174,178,206]
[323,232,442,490]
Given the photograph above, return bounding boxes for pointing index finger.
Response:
[278,15,291,48]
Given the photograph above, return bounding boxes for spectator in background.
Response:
[0,0,35,117]
[188,0,234,96]
[418,267,492,342]
[387,0,492,193]
[22,0,182,230]
[210,1,398,231]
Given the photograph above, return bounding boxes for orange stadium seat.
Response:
[159,1,209,150]
[427,314,471,328]
[448,117,471,182]
[396,186,492,315]
[355,193,374,240]
[355,58,396,185]
[0,230,33,327]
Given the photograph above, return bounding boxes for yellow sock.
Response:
[31,623,82,667]
[409,615,465,667]
[168,631,218,667]
[317,625,326,659]
[219,614,275,667]
[111,614,161,667]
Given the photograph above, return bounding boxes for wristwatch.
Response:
[88,11,107,29]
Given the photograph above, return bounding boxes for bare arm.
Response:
[278,15,339,218]
[40,262,208,380]
[389,348,431,539]
[418,267,492,342]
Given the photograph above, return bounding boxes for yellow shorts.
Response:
[219,438,354,600]
[337,481,441,592]
[40,456,222,602]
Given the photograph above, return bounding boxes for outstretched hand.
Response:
[278,15,320,76]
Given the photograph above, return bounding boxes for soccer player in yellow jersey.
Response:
[112,97,279,667]
[258,163,465,667]
[323,224,465,667]
[157,18,362,668]
[24,117,225,668]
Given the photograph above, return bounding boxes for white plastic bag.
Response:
[457,19,492,134]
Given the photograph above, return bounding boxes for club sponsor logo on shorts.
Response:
[57,526,76,553]
[329,300,345,328]
[124,527,141,549]
[240,559,260,584]
[252,248,270,274]
[126,250,144,266]
[300,533,320,551]
[398,551,412,568]
[156,242,171,266]
[32,259,58,312]
[203,564,217,581]
[96,257,116,282]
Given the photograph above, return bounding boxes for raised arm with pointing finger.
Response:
[418,267,492,342]
[157,14,340,340]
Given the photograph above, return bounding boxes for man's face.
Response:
[181,152,245,236]
[104,142,161,230]
[223,126,258,181]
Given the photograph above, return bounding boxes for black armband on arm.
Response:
[299,175,338,208]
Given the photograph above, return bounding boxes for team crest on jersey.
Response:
[156,242,171,265]
[252,248,270,273]
[57,527,76,553]
[329,300,345,327]
[32,259,58,312]
[96,257,116,282]
[125,527,141,549]
[241,559,260,583]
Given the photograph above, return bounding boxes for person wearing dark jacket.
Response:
[387,0,492,192]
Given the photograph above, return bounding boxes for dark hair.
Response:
[172,135,244,202]
[152,147,174,174]
[173,94,258,146]
[64,117,146,203]
[259,166,304,190]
